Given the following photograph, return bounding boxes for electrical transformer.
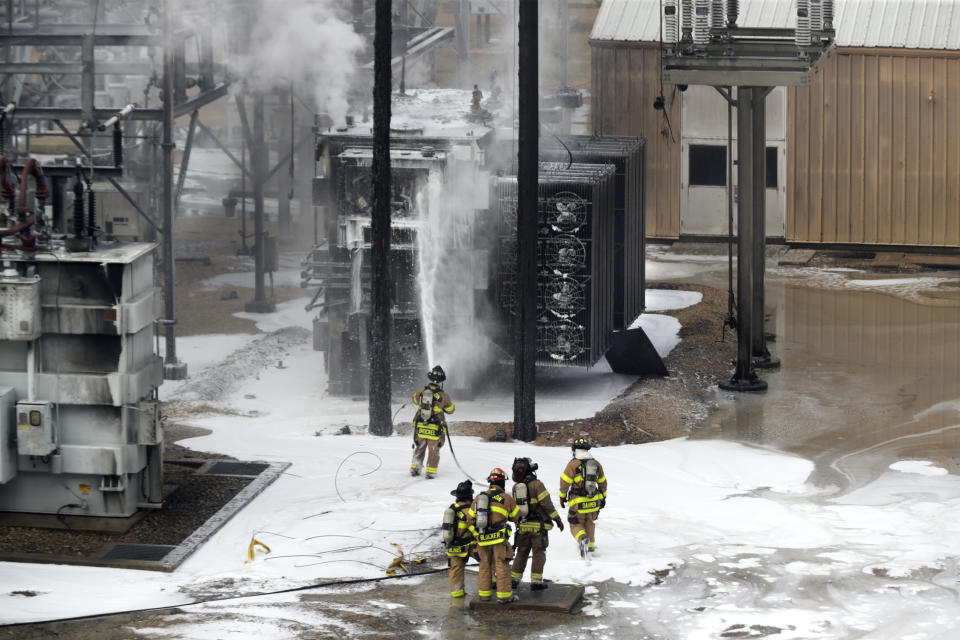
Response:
[0,243,163,519]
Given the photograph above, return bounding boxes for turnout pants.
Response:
[477,542,513,602]
[411,437,440,475]
[568,509,599,550]
[448,555,468,597]
[511,530,548,583]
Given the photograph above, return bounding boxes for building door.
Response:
[679,86,787,238]
[681,140,731,236]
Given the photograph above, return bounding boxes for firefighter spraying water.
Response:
[410,365,455,478]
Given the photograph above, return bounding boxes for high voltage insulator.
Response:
[823,0,834,31]
[796,0,811,47]
[664,0,678,45]
[810,0,823,39]
[694,0,711,47]
[681,0,693,42]
[711,0,725,37]
[726,0,738,27]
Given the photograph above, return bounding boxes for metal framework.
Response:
[0,0,238,381]
[660,0,835,391]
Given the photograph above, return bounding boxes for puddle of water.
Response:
[705,282,960,490]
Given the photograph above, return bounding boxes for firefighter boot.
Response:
[578,537,590,559]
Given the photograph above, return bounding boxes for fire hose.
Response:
[443,424,482,485]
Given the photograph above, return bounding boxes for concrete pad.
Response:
[910,254,960,269]
[469,583,584,613]
[0,510,147,533]
[871,252,906,266]
[778,249,816,266]
[0,460,290,572]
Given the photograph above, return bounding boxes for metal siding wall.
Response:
[788,48,960,247]
[591,42,681,238]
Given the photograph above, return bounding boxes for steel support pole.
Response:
[751,88,780,369]
[369,0,393,436]
[720,86,766,392]
[455,0,471,89]
[513,0,538,442]
[558,0,569,88]
[244,93,275,313]
[277,90,292,235]
[80,34,94,129]
[161,4,186,380]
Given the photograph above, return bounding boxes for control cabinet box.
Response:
[0,277,41,341]
[16,400,56,456]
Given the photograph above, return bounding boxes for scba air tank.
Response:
[584,459,599,497]
[441,506,456,544]
[475,493,490,532]
[512,482,529,520]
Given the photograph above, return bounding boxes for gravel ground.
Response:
[452,281,735,447]
[0,460,249,558]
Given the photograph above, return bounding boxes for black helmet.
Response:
[451,479,473,501]
[511,457,538,482]
[428,365,446,383]
[571,437,591,453]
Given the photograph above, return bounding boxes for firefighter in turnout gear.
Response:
[468,468,521,603]
[443,480,476,598]
[510,457,564,591]
[410,365,455,478]
[559,437,607,557]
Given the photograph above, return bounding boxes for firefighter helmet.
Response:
[450,479,474,501]
[571,437,592,453]
[428,365,446,383]
[511,457,539,482]
[487,467,507,486]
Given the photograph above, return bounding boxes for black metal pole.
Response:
[244,93,275,313]
[751,89,779,370]
[369,0,393,436]
[720,86,766,392]
[161,2,186,380]
[514,0,538,442]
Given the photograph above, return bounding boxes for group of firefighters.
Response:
[409,366,608,604]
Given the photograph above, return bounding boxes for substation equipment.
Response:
[301,98,660,395]
[660,0,835,391]
[0,0,233,521]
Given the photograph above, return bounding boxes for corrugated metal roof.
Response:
[591,0,960,49]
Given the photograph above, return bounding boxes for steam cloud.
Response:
[232,0,364,124]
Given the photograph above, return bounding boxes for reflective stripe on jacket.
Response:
[447,500,475,556]
[467,488,520,545]
[559,457,607,514]
[416,420,444,441]
[516,477,560,531]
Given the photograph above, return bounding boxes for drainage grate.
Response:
[102,544,175,561]
[206,461,270,476]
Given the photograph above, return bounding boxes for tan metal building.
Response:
[590,0,960,248]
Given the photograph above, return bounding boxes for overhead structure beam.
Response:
[0,24,163,45]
